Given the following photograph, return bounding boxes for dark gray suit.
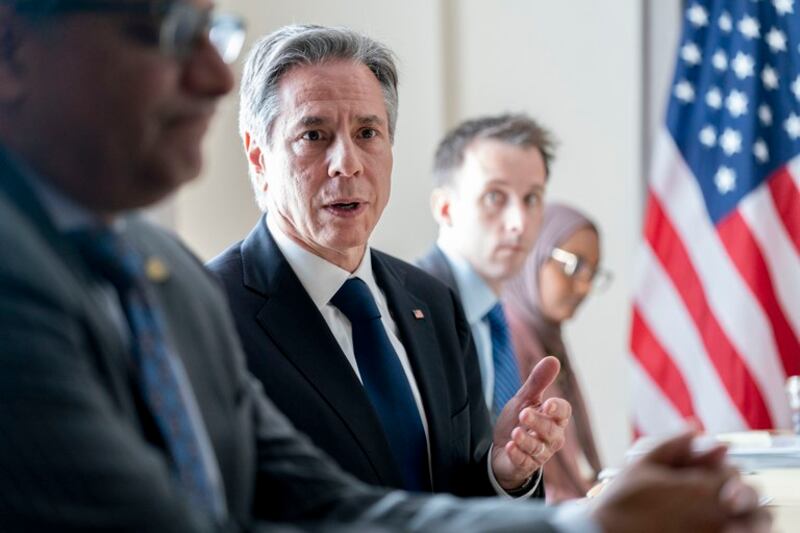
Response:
[0,149,557,532]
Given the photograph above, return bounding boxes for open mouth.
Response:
[329,201,361,210]
[325,200,367,216]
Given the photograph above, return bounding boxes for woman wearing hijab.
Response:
[503,202,610,503]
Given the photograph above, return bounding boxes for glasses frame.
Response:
[13,0,246,65]
[549,246,613,292]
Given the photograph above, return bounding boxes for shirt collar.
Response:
[437,235,498,323]
[266,213,377,309]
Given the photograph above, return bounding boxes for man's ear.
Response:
[430,186,454,227]
[244,131,267,192]
[0,7,29,104]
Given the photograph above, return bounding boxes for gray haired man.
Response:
[210,24,565,500]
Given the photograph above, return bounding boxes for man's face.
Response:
[252,60,393,271]
[6,0,233,215]
[437,139,547,293]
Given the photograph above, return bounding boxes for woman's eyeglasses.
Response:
[549,247,613,292]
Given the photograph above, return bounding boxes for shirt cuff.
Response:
[486,443,543,498]
[550,500,601,533]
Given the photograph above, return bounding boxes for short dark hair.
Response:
[433,113,556,187]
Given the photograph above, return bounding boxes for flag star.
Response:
[687,4,709,27]
[712,49,728,71]
[766,27,787,52]
[719,128,743,155]
[759,104,773,125]
[753,139,769,162]
[731,52,755,79]
[714,166,737,194]
[726,89,748,117]
[773,0,794,15]
[706,87,723,108]
[699,125,717,147]
[792,75,800,101]
[719,11,733,32]
[785,113,800,139]
[738,15,760,39]
[674,80,695,102]
[762,65,779,89]
[681,42,703,65]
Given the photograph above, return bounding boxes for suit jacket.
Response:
[416,245,460,298]
[0,149,556,532]
[208,218,501,497]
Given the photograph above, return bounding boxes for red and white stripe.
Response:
[630,128,800,433]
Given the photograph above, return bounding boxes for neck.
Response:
[275,217,366,273]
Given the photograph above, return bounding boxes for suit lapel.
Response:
[241,219,403,487]
[372,252,451,491]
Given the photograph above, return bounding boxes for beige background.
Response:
[157,0,682,466]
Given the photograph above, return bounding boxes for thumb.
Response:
[516,356,560,406]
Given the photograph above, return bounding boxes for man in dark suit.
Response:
[417,114,553,417]
[209,24,570,498]
[0,2,770,532]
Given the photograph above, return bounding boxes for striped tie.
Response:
[70,228,227,521]
[486,303,522,417]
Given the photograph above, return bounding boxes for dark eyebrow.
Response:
[357,115,385,127]
[299,116,327,128]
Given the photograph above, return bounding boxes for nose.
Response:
[328,136,364,178]
[182,36,236,98]
[503,200,525,235]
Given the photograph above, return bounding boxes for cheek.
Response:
[538,268,572,317]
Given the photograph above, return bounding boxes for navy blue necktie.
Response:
[486,303,522,417]
[70,228,227,520]
[331,277,430,491]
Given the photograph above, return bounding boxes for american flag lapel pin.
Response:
[412,309,425,320]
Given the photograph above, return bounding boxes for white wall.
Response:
[172,0,682,466]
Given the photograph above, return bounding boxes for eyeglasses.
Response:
[549,247,613,292]
[15,0,246,64]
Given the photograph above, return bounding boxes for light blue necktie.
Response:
[486,303,522,417]
[331,277,430,491]
[71,228,227,521]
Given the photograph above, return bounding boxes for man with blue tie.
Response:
[417,114,553,419]
[209,25,568,498]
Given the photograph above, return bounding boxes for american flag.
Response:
[631,0,800,435]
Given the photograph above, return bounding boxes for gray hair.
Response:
[433,113,557,187]
[239,24,399,148]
